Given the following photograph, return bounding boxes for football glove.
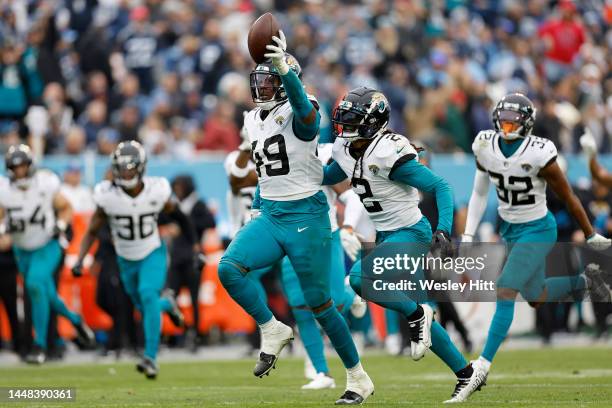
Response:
[586,232,611,251]
[340,226,361,262]
[264,30,289,75]
[431,230,455,258]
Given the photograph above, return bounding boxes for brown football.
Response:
[247,12,280,64]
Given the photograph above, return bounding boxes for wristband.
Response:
[230,162,251,179]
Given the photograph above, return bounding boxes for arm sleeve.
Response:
[338,189,363,229]
[463,169,490,237]
[389,160,454,234]
[322,160,348,185]
[279,69,320,141]
[252,185,262,210]
[192,201,216,237]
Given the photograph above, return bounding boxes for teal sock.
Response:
[430,321,468,372]
[49,292,80,325]
[482,300,515,362]
[385,309,400,335]
[140,290,161,361]
[218,261,273,325]
[349,274,418,317]
[26,280,50,348]
[159,297,172,312]
[545,276,586,301]
[293,308,328,374]
[315,305,359,369]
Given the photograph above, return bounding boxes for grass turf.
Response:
[0,347,611,407]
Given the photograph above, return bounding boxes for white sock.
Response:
[347,362,364,376]
[477,356,492,371]
[259,316,278,332]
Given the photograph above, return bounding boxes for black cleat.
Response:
[74,319,96,347]
[254,352,277,378]
[335,390,366,405]
[136,357,159,379]
[25,345,46,365]
[162,289,185,328]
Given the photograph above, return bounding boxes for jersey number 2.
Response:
[488,171,535,206]
[252,134,290,177]
[352,178,383,213]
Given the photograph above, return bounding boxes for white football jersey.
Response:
[332,132,423,232]
[244,98,323,201]
[472,130,558,224]
[0,170,61,250]
[93,177,171,260]
[223,150,257,237]
[317,143,339,231]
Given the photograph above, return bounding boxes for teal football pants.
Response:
[219,211,360,369]
[117,243,172,361]
[14,239,81,348]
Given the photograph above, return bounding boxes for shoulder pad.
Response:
[373,133,417,169]
[472,130,496,154]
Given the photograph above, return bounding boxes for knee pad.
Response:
[218,260,245,288]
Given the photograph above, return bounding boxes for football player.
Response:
[218,31,374,404]
[73,141,199,379]
[322,87,477,403]
[226,136,367,390]
[0,144,94,364]
[454,93,611,402]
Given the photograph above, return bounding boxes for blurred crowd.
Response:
[0,0,611,159]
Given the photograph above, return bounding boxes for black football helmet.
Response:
[332,87,390,141]
[111,140,147,189]
[250,53,301,110]
[5,144,35,188]
[492,93,536,140]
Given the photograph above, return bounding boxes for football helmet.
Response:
[332,87,390,141]
[492,93,536,140]
[111,141,147,189]
[5,144,35,188]
[250,53,301,110]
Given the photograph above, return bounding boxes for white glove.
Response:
[264,30,289,75]
[340,227,362,262]
[586,232,611,251]
[580,130,597,158]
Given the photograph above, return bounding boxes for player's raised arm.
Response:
[72,206,108,277]
[264,30,320,141]
[539,160,610,250]
[462,164,491,242]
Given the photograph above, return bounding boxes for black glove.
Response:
[431,230,455,259]
[193,252,206,272]
[72,261,83,278]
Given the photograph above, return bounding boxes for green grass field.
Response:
[0,348,611,407]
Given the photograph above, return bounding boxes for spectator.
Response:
[78,100,108,147]
[196,100,239,152]
[59,163,95,213]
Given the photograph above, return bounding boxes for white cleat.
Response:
[253,320,294,378]
[302,372,336,390]
[408,304,434,361]
[444,359,489,403]
[335,364,374,405]
[350,294,368,319]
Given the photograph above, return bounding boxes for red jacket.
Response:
[538,19,585,64]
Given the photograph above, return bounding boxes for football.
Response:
[247,12,280,64]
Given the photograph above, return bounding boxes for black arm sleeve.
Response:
[191,201,216,238]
